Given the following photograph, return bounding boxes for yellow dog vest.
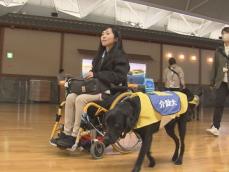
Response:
[132,92,188,129]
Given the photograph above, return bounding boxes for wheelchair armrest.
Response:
[83,102,108,116]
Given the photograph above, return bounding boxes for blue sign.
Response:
[148,91,181,116]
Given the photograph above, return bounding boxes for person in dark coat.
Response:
[206,27,229,136]
[54,26,130,148]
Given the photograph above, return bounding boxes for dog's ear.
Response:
[104,110,114,126]
[124,96,141,132]
[125,116,135,133]
[125,96,141,111]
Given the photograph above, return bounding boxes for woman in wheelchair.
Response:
[54,26,130,149]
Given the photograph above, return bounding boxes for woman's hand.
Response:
[84,71,94,79]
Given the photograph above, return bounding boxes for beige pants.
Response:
[64,93,102,137]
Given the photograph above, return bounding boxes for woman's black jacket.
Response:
[91,48,130,95]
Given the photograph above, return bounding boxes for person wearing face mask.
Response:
[206,27,229,136]
[51,26,130,148]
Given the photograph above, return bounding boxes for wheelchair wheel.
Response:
[112,132,141,154]
[90,140,105,159]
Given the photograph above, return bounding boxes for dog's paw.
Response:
[148,161,155,168]
[171,150,179,162]
[172,154,178,162]
[174,159,182,165]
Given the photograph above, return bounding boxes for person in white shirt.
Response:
[207,27,229,136]
[163,57,185,91]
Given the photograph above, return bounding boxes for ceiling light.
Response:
[179,54,185,60]
[166,53,172,58]
[191,55,197,61]
[207,57,213,63]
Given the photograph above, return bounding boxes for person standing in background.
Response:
[206,27,229,136]
[57,69,65,83]
[163,57,185,91]
[57,69,65,103]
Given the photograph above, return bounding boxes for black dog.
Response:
[103,91,193,172]
[187,88,202,121]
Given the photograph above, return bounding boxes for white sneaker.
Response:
[206,126,219,136]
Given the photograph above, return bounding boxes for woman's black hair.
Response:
[221,27,229,34]
[95,26,124,58]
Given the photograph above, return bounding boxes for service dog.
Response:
[103,90,193,172]
[188,88,202,120]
